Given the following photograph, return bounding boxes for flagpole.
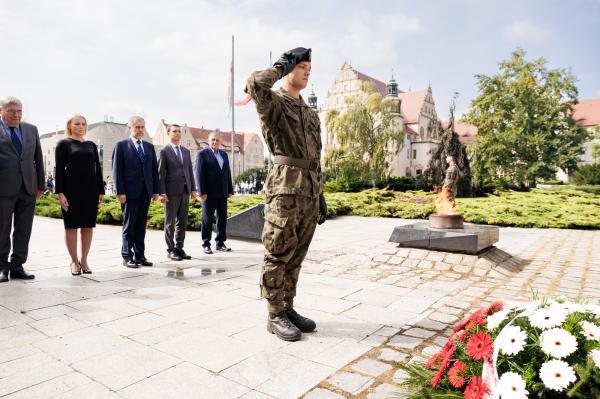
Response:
[231,35,235,181]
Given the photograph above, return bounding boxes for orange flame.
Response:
[435,187,459,215]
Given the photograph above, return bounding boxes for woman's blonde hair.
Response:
[65,114,87,138]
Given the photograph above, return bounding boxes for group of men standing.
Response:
[112,117,234,267]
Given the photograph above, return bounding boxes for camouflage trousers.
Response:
[261,194,319,314]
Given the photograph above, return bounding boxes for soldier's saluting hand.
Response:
[246,47,326,342]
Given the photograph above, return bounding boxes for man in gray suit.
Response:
[158,124,196,261]
[0,97,45,282]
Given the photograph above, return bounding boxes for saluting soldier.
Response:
[246,47,327,341]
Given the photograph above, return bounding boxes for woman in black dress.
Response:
[55,115,105,275]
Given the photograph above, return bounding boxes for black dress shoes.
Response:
[286,309,317,332]
[176,249,192,260]
[168,251,183,261]
[10,268,35,280]
[123,258,139,268]
[203,247,213,254]
[135,258,153,267]
[0,270,8,283]
[267,312,301,341]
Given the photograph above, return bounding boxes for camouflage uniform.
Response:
[246,67,322,314]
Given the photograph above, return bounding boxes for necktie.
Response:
[9,127,22,156]
[136,140,146,162]
[175,146,183,163]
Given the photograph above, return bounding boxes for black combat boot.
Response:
[286,309,316,332]
[267,312,301,341]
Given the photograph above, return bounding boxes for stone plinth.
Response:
[226,203,265,240]
[389,222,499,254]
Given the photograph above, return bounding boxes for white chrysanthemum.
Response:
[529,304,568,329]
[540,328,578,359]
[580,321,600,341]
[590,349,600,368]
[585,304,600,318]
[498,325,527,356]
[487,309,510,330]
[539,360,576,391]
[563,301,586,314]
[498,371,528,399]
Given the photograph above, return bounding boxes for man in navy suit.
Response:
[112,116,160,268]
[195,131,234,254]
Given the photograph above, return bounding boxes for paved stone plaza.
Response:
[1,216,599,398]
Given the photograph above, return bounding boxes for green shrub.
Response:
[572,163,600,185]
[35,189,600,230]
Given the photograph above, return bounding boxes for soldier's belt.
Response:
[273,155,319,172]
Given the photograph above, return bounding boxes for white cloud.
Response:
[378,14,423,35]
[503,19,552,42]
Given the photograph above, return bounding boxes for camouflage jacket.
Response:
[246,67,322,198]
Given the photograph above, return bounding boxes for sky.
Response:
[1,0,599,137]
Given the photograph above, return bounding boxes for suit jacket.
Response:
[0,121,45,197]
[195,148,233,199]
[111,138,159,199]
[158,144,196,196]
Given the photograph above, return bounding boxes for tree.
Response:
[234,167,267,191]
[325,82,405,187]
[571,163,600,185]
[423,96,473,196]
[465,49,589,188]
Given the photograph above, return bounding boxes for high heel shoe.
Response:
[79,262,92,274]
[71,262,81,276]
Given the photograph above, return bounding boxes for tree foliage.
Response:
[465,49,589,187]
[325,82,405,187]
[571,163,600,185]
[234,166,267,190]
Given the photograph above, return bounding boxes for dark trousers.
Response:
[0,185,36,272]
[121,196,150,260]
[201,197,227,247]
[164,194,190,252]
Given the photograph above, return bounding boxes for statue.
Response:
[442,155,460,204]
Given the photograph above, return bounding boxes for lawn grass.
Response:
[35,187,600,229]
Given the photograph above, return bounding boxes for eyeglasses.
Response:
[3,109,22,115]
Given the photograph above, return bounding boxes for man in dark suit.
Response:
[0,97,45,282]
[158,124,196,261]
[195,131,234,254]
[112,116,160,268]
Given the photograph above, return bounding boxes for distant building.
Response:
[39,120,148,181]
[153,120,265,177]
[319,62,441,177]
[572,98,600,166]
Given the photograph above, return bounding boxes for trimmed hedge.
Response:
[35,188,600,229]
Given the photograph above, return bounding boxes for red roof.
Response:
[355,71,388,97]
[399,90,428,124]
[572,99,600,127]
[441,120,478,144]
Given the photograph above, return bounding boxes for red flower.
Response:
[431,369,443,387]
[426,353,439,369]
[466,331,493,361]
[463,376,489,399]
[469,308,488,326]
[488,300,504,313]
[448,361,467,388]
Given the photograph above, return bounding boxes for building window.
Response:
[416,169,423,175]
[413,149,417,159]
